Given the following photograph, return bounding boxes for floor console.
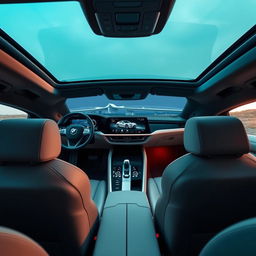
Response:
[108,147,146,192]
[93,191,160,256]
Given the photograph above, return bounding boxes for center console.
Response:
[93,191,161,256]
[108,146,147,192]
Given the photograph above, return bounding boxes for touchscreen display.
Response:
[108,117,149,134]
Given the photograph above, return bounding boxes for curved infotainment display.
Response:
[107,117,150,134]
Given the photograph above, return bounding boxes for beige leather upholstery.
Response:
[0,226,48,256]
[0,119,98,256]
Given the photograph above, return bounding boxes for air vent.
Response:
[107,136,148,143]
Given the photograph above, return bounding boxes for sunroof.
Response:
[0,1,255,82]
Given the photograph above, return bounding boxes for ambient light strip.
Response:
[96,128,184,137]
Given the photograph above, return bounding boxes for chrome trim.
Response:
[122,159,131,191]
[95,128,184,137]
[152,12,160,33]
[107,149,113,192]
[142,148,147,192]
[59,128,66,135]
[94,128,184,145]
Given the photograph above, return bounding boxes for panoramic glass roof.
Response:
[0,1,255,82]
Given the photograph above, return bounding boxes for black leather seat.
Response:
[148,116,256,256]
[0,119,105,256]
[200,218,256,256]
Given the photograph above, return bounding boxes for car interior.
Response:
[0,0,255,255]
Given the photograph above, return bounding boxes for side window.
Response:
[0,104,28,120]
[229,101,256,135]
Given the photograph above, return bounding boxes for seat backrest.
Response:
[0,119,98,256]
[0,226,48,256]
[155,116,256,256]
[200,217,256,256]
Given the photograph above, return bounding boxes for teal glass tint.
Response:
[0,1,255,82]
[67,95,187,111]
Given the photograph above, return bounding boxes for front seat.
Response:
[150,116,256,256]
[200,218,256,256]
[0,226,48,256]
[0,119,103,256]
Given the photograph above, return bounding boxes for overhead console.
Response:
[81,0,176,37]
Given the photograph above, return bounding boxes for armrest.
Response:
[93,191,160,256]
[104,191,150,208]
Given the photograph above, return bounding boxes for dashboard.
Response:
[64,114,185,146]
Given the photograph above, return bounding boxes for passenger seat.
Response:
[148,116,256,255]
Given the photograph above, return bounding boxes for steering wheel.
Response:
[58,113,94,150]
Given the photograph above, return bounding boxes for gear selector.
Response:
[122,159,131,190]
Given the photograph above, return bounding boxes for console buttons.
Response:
[112,165,122,191]
[132,170,139,178]
[116,13,140,25]
[113,2,142,8]
[131,166,140,179]
[116,25,138,32]
[113,166,122,177]
[117,171,122,177]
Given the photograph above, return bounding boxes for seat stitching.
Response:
[162,156,193,237]
[46,164,92,227]
[37,120,47,162]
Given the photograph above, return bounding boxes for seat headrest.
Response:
[0,119,61,163]
[200,218,256,256]
[0,226,48,256]
[184,116,249,156]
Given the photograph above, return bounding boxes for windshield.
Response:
[66,95,187,117]
[0,1,255,82]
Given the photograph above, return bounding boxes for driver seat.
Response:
[0,118,103,256]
